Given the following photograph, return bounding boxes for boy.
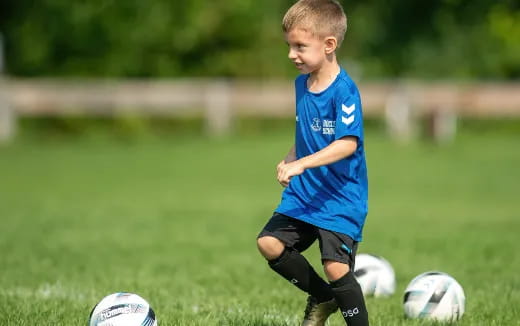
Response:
[256,1,369,326]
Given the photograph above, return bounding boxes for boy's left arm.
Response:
[277,136,357,187]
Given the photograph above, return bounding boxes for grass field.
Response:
[0,124,519,325]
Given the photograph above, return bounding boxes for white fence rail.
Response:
[0,78,519,142]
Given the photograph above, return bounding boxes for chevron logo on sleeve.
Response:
[342,103,355,115]
[341,103,356,125]
[342,115,355,125]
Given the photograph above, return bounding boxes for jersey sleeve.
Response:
[334,88,363,140]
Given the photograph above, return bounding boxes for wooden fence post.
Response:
[425,106,457,143]
[0,81,16,143]
[385,88,415,142]
[0,33,16,143]
[204,80,232,136]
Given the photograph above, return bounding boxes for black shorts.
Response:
[258,212,358,267]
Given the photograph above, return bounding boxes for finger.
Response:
[281,173,290,186]
[278,166,287,181]
[277,161,284,172]
[278,174,288,187]
[277,169,286,183]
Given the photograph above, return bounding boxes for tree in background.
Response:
[0,0,518,79]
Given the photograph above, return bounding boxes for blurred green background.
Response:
[1,0,518,79]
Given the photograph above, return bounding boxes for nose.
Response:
[288,47,297,60]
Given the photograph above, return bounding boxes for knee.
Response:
[257,236,285,260]
[323,260,350,282]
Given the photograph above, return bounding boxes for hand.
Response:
[277,160,305,187]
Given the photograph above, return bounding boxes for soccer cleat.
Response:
[301,296,338,326]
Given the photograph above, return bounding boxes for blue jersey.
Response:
[275,68,368,241]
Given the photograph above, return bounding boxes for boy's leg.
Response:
[318,230,369,326]
[257,213,335,303]
[327,262,369,326]
[266,245,335,304]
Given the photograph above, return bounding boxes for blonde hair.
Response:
[282,0,348,47]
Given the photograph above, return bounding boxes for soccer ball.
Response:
[353,253,396,297]
[403,271,465,321]
[89,292,158,326]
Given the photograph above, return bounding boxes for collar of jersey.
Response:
[304,68,344,96]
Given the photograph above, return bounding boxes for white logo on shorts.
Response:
[342,307,359,318]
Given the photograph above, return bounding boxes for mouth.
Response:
[294,62,304,69]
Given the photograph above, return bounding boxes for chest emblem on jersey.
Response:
[322,120,336,135]
[311,118,322,132]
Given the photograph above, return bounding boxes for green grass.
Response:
[0,126,519,325]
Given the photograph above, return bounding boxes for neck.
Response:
[308,59,340,93]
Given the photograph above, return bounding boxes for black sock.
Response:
[330,271,369,326]
[268,247,334,303]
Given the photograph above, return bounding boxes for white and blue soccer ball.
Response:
[89,292,158,326]
[354,253,396,297]
[403,271,465,322]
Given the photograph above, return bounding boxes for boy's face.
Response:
[285,27,330,74]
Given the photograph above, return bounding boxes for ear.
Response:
[324,36,338,54]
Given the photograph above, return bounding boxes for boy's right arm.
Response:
[282,145,296,164]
